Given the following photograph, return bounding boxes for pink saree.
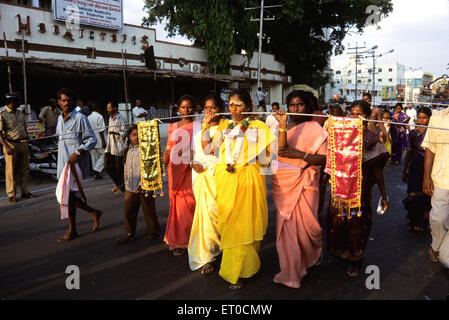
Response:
[164,121,196,250]
[272,121,328,288]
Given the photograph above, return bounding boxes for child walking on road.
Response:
[117,125,161,243]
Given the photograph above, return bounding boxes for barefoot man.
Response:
[363,92,390,142]
[55,88,102,242]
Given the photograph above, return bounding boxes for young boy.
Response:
[117,125,161,243]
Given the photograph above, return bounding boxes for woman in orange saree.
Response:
[163,95,197,256]
[271,90,328,288]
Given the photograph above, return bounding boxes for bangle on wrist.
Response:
[303,152,308,161]
[279,127,287,133]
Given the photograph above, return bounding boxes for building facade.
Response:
[0,1,293,119]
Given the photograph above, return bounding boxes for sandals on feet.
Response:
[172,248,187,256]
[200,262,214,275]
[228,280,243,290]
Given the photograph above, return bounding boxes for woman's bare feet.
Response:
[57,231,78,243]
[92,210,103,231]
[111,186,119,192]
[228,279,244,290]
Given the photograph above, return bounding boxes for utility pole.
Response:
[245,1,282,89]
[347,42,366,100]
[3,32,12,94]
[362,47,394,106]
[21,29,28,116]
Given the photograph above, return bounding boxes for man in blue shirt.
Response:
[55,88,103,243]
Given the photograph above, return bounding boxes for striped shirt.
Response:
[106,112,127,156]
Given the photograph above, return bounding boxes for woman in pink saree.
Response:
[272,90,328,288]
[163,95,197,256]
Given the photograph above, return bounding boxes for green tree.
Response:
[142,0,393,87]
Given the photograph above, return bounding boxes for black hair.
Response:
[178,95,196,107]
[417,106,432,118]
[362,92,372,100]
[127,124,138,138]
[57,88,76,101]
[350,100,372,118]
[395,103,403,108]
[106,100,118,109]
[309,93,320,112]
[229,89,253,112]
[202,94,225,113]
[329,105,344,116]
[285,90,314,115]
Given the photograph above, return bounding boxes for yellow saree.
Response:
[213,119,275,284]
[188,124,221,271]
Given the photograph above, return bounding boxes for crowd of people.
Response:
[1,87,448,291]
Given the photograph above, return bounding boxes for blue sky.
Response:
[124,0,449,78]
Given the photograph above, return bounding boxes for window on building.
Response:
[358,80,361,83]
[336,80,340,84]
[5,0,32,5]
[368,79,372,83]
[40,0,52,9]
[378,79,382,82]
[358,70,361,73]
[336,70,341,74]
[389,78,393,82]
[389,68,393,72]
[368,69,372,73]
[86,47,96,59]
[348,70,351,74]
[378,68,382,73]
[348,80,352,84]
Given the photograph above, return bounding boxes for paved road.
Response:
[0,162,448,300]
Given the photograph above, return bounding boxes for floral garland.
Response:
[224,118,251,173]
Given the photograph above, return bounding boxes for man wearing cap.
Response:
[0,92,35,203]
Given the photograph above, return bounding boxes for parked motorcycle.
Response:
[28,140,58,181]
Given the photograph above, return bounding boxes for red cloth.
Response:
[324,117,363,212]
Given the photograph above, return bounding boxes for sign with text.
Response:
[54,0,123,30]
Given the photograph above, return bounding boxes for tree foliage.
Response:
[142,0,393,87]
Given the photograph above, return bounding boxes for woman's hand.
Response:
[278,146,290,158]
[191,162,206,174]
[202,110,216,126]
[274,110,288,128]
[423,175,434,197]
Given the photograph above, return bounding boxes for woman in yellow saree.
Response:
[202,89,275,290]
[188,95,224,275]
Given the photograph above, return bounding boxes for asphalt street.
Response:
[0,160,448,300]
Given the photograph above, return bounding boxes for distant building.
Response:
[330,57,406,106]
[404,69,435,104]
